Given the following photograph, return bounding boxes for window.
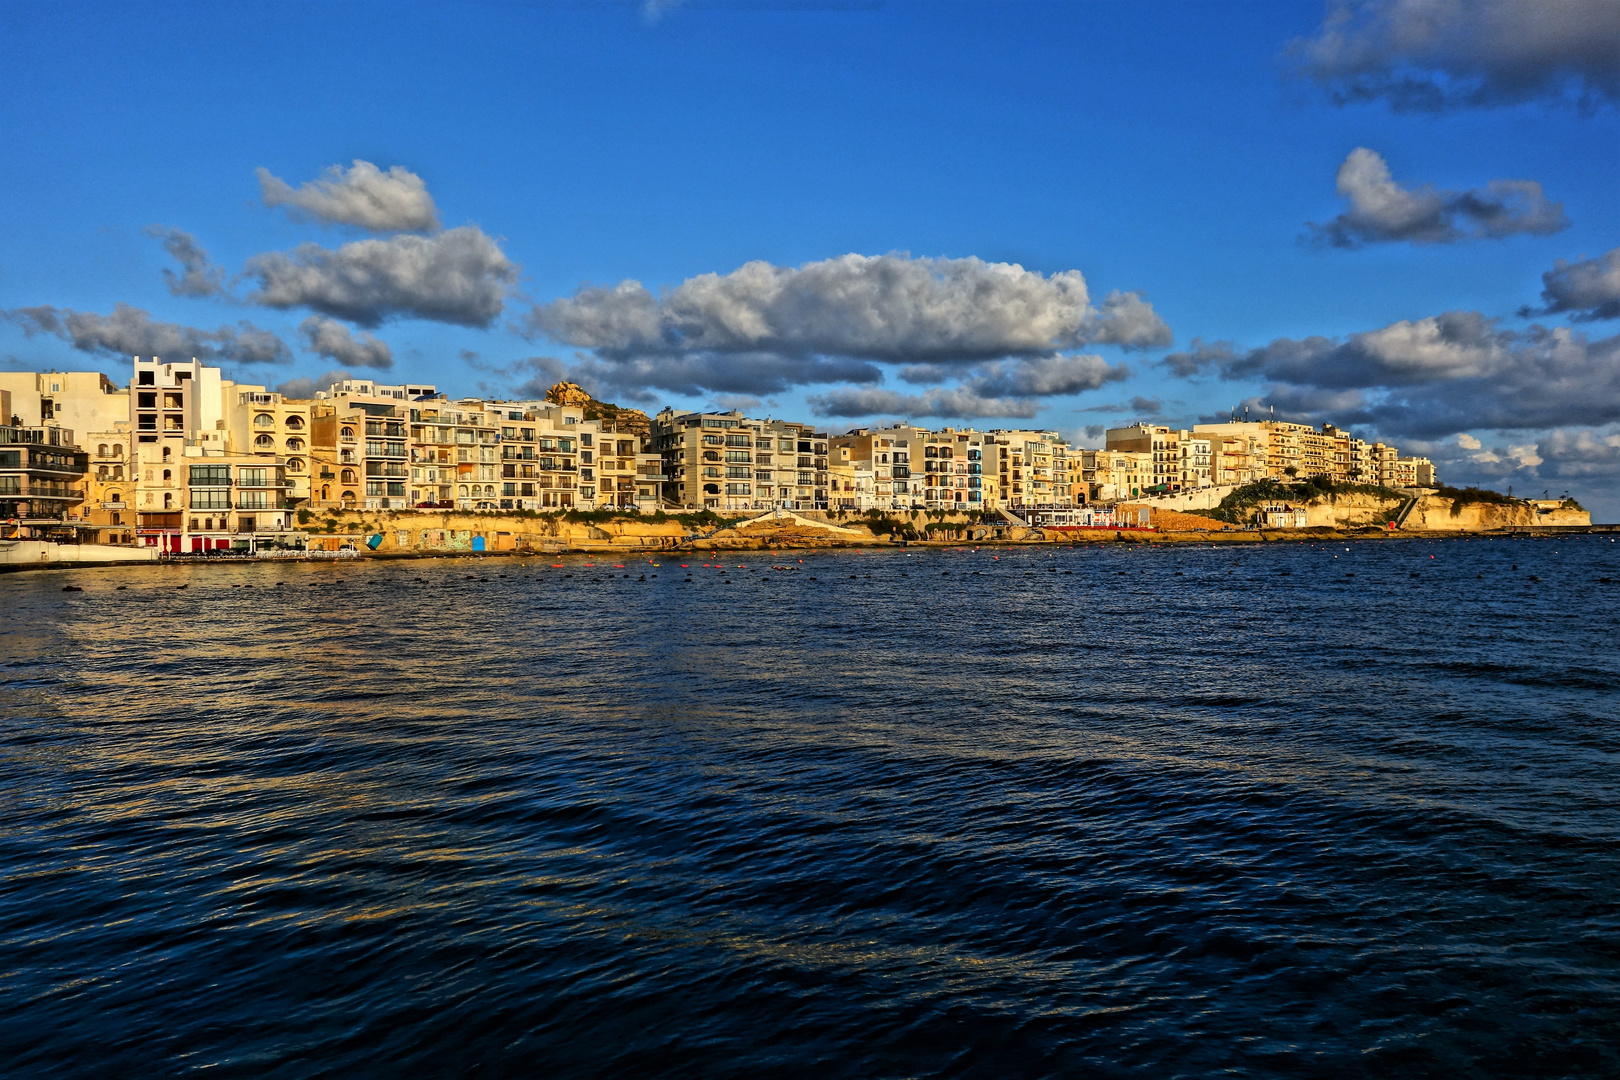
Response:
[286,437,305,452]
[254,434,275,449]
[254,414,275,428]
[284,415,304,430]
[239,468,269,486]
[341,469,357,484]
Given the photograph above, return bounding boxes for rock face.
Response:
[545,382,592,408]
[1405,496,1590,530]
[544,382,651,436]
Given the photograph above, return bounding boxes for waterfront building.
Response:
[0,390,90,539]
[226,387,314,505]
[1079,449,1152,502]
[406,401,500,508]
[81,424,134,544]
[183,455,292,552]
[1105,424,1209,493]
[1395,456,1436,487]
[654,409,829,511]
[0,371,128,434]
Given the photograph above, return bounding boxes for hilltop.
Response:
[545,382,651,436]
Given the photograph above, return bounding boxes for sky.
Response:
[2,0,1617,516]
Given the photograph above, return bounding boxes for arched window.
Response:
[286,457,305,473]
[97,443,108,457]
[112,465,123,480]
[284,415,305,430]
[254,434,275,449]
[163,492,173,508]
[97,466,108,479]
[162,469,171,481]
[113,444,123,458]
[341,490,357,507]
[161,446,171,461]
[321,485,330,501]
[459,485,469,497]
[703,484,720,495]
[340,468,356,484]
[340,449,355,463]
[254,414,275,428]
[286,437,305,452]
[484,484,495,496]
[340,427,354,439]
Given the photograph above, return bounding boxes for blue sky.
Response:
[3,1,1617,514]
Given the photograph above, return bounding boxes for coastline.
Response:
[5,523,1615,575]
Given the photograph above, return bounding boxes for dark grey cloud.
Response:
[1289,0,1620,111]
[963,354,1130,397]
[257,160,441,232]
[244,226,516,328]
[1522,247,1620,321]
[274,369,353,400]
[808,386,1043,421]
[1200,311,1620,437]
[525,253,1170,397]
[5,302,292,365]
[144,226,227,297]
[807,355,1127,420]
[1161,338,1240,377]
[1078,395,1165,416]
[708,394,768,413]
[1306,148,1567,248]
[298,316,393,370]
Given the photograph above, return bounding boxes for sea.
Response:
[3,534,1618,1079]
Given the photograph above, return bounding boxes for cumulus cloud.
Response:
[1534,428,1620,478]
[1306,148,1567,248]
[5,303,292,365]
[1197,311,1620,437]
[525,253,1169,397]
[144,226,227,297]
[1289,0,1620,111]
[257,160,441,232]
[244,226,516,328]
[1523,247,1620,321]
[298,316,393,370]
[273,369,353,400]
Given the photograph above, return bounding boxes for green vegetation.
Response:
[1432,485,1518,512]
[296,508,312,525]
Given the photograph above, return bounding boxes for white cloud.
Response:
[5,303,291,365]
[526,252,1168,397]
[1175,310,1620,438]
[257,160,441,232]
[245,226,517,328]
[1306,148,1567,248]
[298,316,393,370]
[1289,0,1620,111]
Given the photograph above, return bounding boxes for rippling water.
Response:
[3,536,1618,1078]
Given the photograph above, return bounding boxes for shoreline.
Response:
[5,524,1615,575]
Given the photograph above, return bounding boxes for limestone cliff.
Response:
[545,382,650,436]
